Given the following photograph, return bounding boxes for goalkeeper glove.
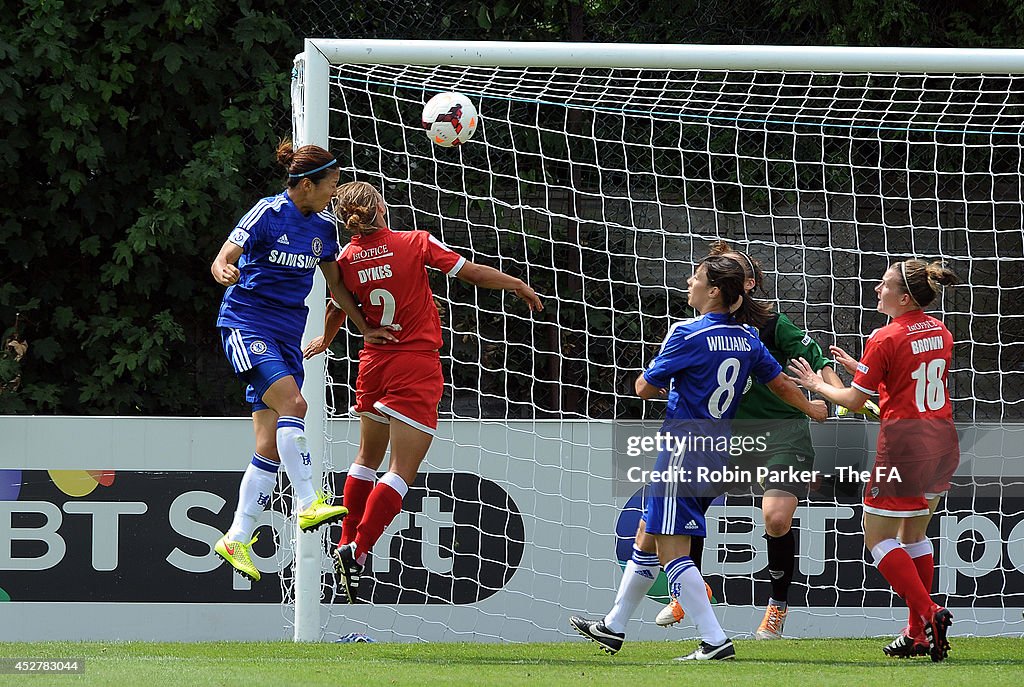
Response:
[836,398,881,421]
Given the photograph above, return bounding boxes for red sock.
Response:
[339,475,375,547]
[908,552,934,635]
[353,481,404,560]
[877,548,937,623]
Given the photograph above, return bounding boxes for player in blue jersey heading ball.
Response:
[570,254,827,661]
[210,140,396,582]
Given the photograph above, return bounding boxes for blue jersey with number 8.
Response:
[643,312,782,422]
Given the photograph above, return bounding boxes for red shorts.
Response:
[351,349,444,435]
[862,450,959,518]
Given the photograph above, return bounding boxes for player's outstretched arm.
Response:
[304,263,398,358]
[303,303,348,359]
[828,345,859,376]
[816,359,880,419]
[821,364,844,388]
[319,261,372,335]
[211,241,242,287]
[303,299,399,358]
[455,262,544,312]
[787,357,869,412]
[765,372,828,422]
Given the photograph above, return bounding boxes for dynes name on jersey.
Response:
[268,250,320,270]
[358,264,392,284]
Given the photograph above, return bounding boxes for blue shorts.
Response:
[643,492,716,537]
[220,327,304,412]
[642,446,729,537]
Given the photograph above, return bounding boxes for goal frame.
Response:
[292,38,1024,643]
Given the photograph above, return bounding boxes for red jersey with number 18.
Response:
[852,310,958,473]
[337,227,465,352]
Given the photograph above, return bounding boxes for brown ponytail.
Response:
[335,181,385,235]
[731,292,773,329]
[276,139,338,188]
[926,261,959,287]
[707,239,769,297]
[275,140,296,170]
[701,256,772,329]
[897,259,959,308]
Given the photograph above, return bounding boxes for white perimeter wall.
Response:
[0,416,1020,642]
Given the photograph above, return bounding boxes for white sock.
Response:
[348,462,377,483]
[380,471,409,498]
[903,539,933,559]
[666,556,727,646]
[276,416,317,510]
[226,453,279,541]
[603,546,660,634]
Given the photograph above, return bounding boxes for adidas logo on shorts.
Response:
[684,520,699,530]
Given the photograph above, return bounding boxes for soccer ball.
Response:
[422,92,479,147]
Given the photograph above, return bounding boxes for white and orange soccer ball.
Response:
[422,92,479,147]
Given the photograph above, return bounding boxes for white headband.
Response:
[900,261,921,306]
[736,251,756,280]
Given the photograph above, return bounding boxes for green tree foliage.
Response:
[304,0,1024,47]
[3,0,1022,416]
[767,0,1024,47]
[0,0,295,414]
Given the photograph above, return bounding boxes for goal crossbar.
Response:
[306,38,1024,73]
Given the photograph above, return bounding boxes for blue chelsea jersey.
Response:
[643,312,783,422]
[217,192,340,343]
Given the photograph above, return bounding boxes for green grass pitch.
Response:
[1,638,1021,686]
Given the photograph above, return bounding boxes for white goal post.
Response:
[291,39,1024,643]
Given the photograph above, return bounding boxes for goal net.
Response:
[286,40,1024,642]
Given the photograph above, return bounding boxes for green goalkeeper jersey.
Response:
[735,311,834,421]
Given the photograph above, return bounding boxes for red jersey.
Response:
[852,310,958,464]
[338,227,465,352]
